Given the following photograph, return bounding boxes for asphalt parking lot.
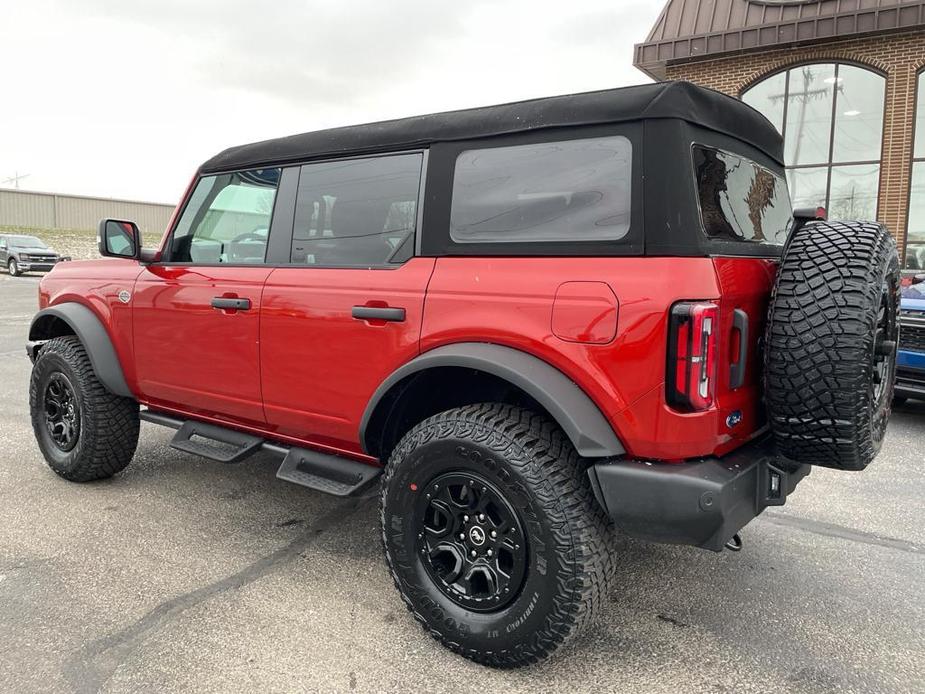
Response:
[1,273,923,694]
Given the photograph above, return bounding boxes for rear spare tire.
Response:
[765,220,900,471]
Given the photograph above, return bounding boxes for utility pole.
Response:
[1,172,30,189]
[764,66,842,202]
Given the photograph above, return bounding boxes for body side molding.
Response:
[360,342,625,459]
[28,303,133,398]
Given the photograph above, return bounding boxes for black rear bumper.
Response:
[588,436,810,552]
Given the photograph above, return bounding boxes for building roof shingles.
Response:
[634,0,925,79]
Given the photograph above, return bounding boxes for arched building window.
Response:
[909,71,925,269]
[742,63,885,223]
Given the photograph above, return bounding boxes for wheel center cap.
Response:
[469,525,486,546]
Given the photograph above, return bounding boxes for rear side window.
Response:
[291,153,422,267]
[170,168,281,264]
[693,145,792,245]
[449,136,632,244]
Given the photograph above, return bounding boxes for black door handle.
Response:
[351,306,405,322]
[211,297,251,311]
[729,309,749,389]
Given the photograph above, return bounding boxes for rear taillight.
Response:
[666,301,719,412]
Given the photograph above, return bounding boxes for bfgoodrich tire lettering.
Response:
[30,336,139,481]
[380,404,616,667]
[764,221,900,471]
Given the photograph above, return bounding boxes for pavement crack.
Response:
[761,511,923,555]
[62,497,372,693]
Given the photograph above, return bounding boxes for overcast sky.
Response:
[1,0,661,204]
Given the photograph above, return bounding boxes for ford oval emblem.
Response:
[726,410,742,428]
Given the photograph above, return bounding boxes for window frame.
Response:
[421,123,644,257]
[158,150,427,270]
[283,149,426,270]
[160,166,285,267]
[740,61,886,220]
[448,134,634,246]
[906,67,925,268]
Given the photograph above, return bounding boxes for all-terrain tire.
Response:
[8,258,21,276]
[30,336,139,481]
[764,220,900,471]
[380,403,616,668]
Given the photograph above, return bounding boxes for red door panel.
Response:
[133,265,272,426]
[260,258,435,456]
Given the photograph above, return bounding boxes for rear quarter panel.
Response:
[422,257,733,460]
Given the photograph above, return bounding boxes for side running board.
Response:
[169,420,263,463]
[276,447,381,497]
[140,409,381,497]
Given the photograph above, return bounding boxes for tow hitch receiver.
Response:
[760,462,789,506]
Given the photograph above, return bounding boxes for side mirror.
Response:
[98,219,140,259]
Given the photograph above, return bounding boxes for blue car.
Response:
[897,275,925,403]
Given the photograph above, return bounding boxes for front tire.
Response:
[380,404,616,667]
[30,336,139,481]
[8,258,21,276]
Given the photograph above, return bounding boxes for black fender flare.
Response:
[28,304,133,398]
[360,342,625,458]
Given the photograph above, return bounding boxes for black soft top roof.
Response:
[200,80,783,173]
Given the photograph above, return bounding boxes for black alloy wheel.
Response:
[43,372,80,452]
[414,471,527,612]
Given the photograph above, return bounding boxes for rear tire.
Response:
[30,336,139,481]
[764,220,900,471]
[380,404,616,668]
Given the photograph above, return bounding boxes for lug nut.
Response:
[487,549,493,557]
[463,514,469,522]
[470,550,477,558]
[478,514,485,522]
[458,533,465,540]
[490,530,497,539]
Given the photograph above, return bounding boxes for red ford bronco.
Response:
[27,81,900,667]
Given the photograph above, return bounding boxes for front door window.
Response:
[169,168,281,264]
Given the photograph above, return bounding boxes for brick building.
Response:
[634,0,925,268]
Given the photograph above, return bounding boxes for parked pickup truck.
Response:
[25,81,900,667]
[0,234,67,276]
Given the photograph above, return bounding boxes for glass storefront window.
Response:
[909,73,925,269]
[742,62,885,225]
[741,71,786,134]
[833,65,885,164]
[829,164,880,221]
[787,166,828,210]
[784,64,836,167]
